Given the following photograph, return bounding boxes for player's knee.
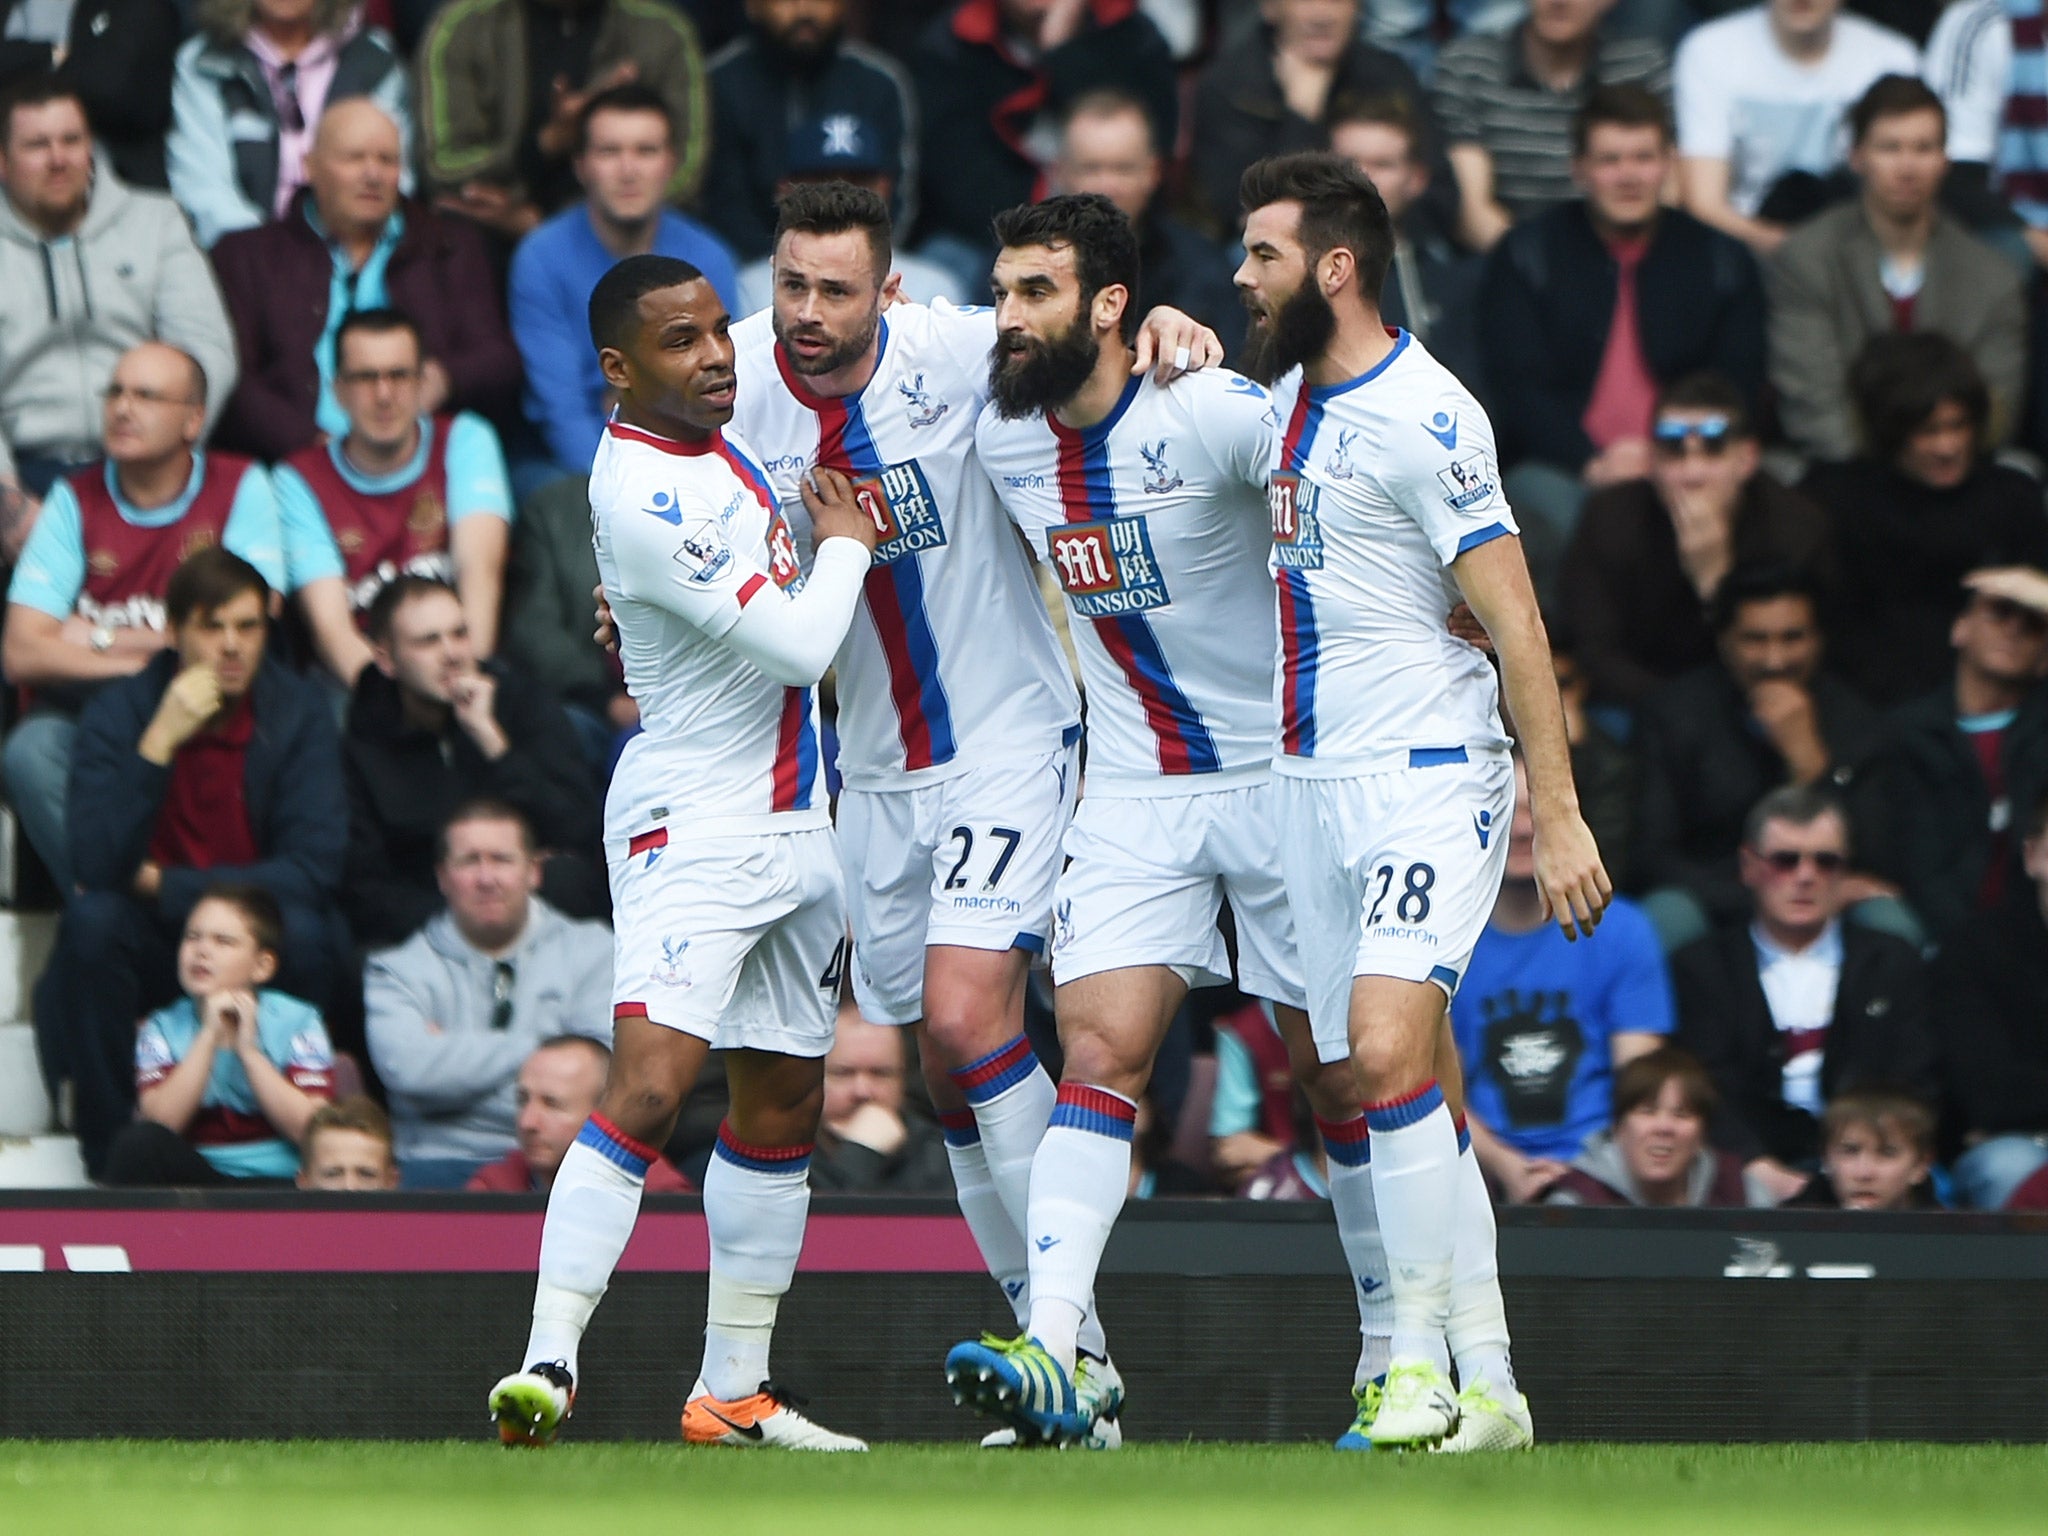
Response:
[918,1007,1012,1068]
[1348,1030,1429,1101]
[1298,1057,1360,1123]
[1058,1023,1149,1102]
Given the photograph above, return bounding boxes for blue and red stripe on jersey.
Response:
[1275,390,1323,757]
[1049,380,1220,775]
[713,1121,813,1177]
[1049,1082,1138,1142]
[1315,1113,1373,1168]
[947,1033,1039,1105]
[777,327,957,772]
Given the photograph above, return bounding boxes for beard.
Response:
[988,316,1101,420]
[773,305,880,378]
[1237,279,1337,385]
[760,18,839,70]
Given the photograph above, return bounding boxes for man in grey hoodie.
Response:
[364,797,613,1186]
[0,76,235,540]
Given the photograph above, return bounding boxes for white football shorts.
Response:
[1273,753,1514,1064]
[838,740,1079,1025]
[1050,779,1305,1009]
[608,824,846,1057]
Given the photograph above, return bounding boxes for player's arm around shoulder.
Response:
[718,467,880,687]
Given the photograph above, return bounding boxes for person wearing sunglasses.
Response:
[1668,784,1936,1205]
[365,798,614,1190]
[1878,567,2048,947]
[1558,372,1834,710]
[1801,332,2048,708]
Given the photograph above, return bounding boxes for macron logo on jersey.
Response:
[1047,516,1171,616]
[643,489,685,524]
[1423,411,1459,449]
[853,461,947,563]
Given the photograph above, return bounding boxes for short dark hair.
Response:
[588,254,706,355]
[1061,87,1159,155]
[991,193,1141,342]
[1328,94,1429,160]
[772,179,893,282]
[575,81,674,158]
[1850,331,1990,465]
[1742,783,1852,854]
[192,881,284,958]
[1612,1046,1717,1124]
[334,307,423,371]
[1710,562,1822,637]
[1572,83,1672,157]
[1238,151,1394,306]
[0,74,87,148]
[1822,1089,1936,1159]
[364,573,458,645]
[435,797,538,864]
[165,547,269,629]
[1656,372,1753,439]
[1849,73,1946,145]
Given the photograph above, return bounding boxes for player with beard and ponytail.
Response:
[1236,152,1611,1450]
[721,182,1221,1446]
[948,193,1400,1448]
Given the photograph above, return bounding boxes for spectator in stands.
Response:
[469,1035,690,1192]
[1674,0,1919,255]
[1553,635,1638,879]
[34,548,346,1178]
[211,98,523,463]
[1189,0,1434,238]
[1207,999,1299,1194]
[913,0,1176,276]
[274,308,514,689]
[1992,0,2048,264]
[732,113,969,317]
[1432,0,1671,251]
[1925,0,2012,216]
[415,0,709,239]
[1053,89,1243,360]
[0,76,237,509]
[167,0,411,250]
[1633,566,1890,939]
[1545,1045,1771,1206]
[1669,785,1936,1198]
[1768,77,2025,463]
[1935,780,2048,1209]
[1787,1089,1939,1207]
[499,476,631,770]
[1481,85,1766,597]
[1453,752,1675,1202]
[811,1001,953,1193]
[365,799,612,1186]
[2,343,282,893]
[1800,335,2048,707]
[510,85,738,484]
[1879,570,2048,945]
[1558,374,1835,711]
[343,577,604,949]
[105,883,335,1186]
[702,0,918,260]
[1329,97,1481,390]
[0,0,180,189]
[298,1094,401,1190]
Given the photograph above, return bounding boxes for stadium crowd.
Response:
[0,0,2045,1216]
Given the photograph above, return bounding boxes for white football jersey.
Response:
[1265,331,1517,775]
[729,302,1079,791]
[591,418,825,845]
[976,368,1281,794]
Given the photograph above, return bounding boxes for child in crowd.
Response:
[1790,1092,1940,1211]
[299,1097,402,1192]
[103,885,336,1187]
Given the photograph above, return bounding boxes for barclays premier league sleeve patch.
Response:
[671,518,735,585]
[1436,453,1498,512]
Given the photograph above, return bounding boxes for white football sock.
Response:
[1317,1113,1393,1389]
[940,1111,1031,1327]
[1448,1119,1516,1396]
[1024,1083,1137,1373]
[698,1122,812,1401]
[1365,1081,1457,1376]
[525,1114,651,1381]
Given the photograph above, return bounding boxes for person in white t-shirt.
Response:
[1675,0,1919,254]
[488,254,882,1453]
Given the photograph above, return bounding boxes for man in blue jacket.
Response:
[34,546,347,1178]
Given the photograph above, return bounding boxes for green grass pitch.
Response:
[4,1443,2044,1536]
